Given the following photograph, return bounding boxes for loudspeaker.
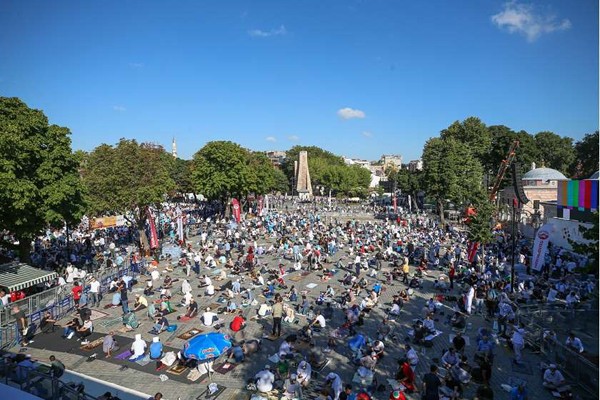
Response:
[512,162,529,204]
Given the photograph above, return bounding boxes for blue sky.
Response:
[0,0,597,162]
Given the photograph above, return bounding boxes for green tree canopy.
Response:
[168,157,194,198]
[422,137,484,224]
[441,117,492,165]
[534,131,576,174]
[572,131,599,178]
[0,97,85,259]
[81,139,174,250]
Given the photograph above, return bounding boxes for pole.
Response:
[510,198,516,294]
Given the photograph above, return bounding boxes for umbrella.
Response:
[183,332,232,361]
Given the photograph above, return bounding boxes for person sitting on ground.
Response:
[451,311,466,330]
[395,358,416,393]
[399,290,410,302]
[201,307,219,327]
[40,311,58,334]
[452,332,466,354]
[225,300,237,314]
[144,280,154,296]
[309,309,326,331]
[159,288,172,300]
[405,344,419,368]
[377,318,392,342]
[296,360,312,388]
[151,315,169,334]
[179,298,198,319]
[76,318,93,344]
[103,331,119,358]
[162,275,173,289]
[565,331,584,353]
[149,336,164,360]
[279,336,297,359]
[423,313,436,334]
[129,334,147,361]
[543,364,567,391]
[62,317,81,339]
[412,321,427,345]
[230,310,246,332]
[254,365,275,393]
[442,347,460,369]
[133,294,148,311]
[358,352,378,370]
[228,343,245,363]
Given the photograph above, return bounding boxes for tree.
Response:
[441,117,492,164]
[534,131,576,175]
[81,139,174,250]
[571,131,599,178]
[466,196,495,245]
[0,97,85,260]
[168,157,194,199]
[568,212,599,272]
[395,168,423,209]
[421,137,484,224]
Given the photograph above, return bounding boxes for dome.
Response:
[522,167,567,181]
[589,171,599,180]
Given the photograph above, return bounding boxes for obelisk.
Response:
[295,151,313,200]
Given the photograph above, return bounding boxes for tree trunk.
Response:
[437,198,445,226]
[17,236,32,264]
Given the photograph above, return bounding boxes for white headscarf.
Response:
[130,334,147,358]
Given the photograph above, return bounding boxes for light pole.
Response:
[510,198,517,294]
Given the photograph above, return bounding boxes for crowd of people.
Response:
[5,199,597,399]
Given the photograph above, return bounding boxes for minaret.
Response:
[172,137,177,158]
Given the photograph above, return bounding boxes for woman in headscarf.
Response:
[129,334,147,361]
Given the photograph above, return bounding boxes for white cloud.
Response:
[337,107,366,120]
[491,1,571,42]
[112,105,126,112]
[287,135,299,142]
[265,136,277,142]
[128,62,144,68]
[361,131,372,138]
[248,25,287,38]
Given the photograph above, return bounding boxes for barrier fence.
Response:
[0,260,141,349]
[517,306,599,397]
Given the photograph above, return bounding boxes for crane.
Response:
[489,140,519,202]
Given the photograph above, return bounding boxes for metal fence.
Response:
[0,260,142,349]
[517,305,599,397]
[0,359,97,400]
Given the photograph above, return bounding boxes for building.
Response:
[265,150,287,167]
[380,154,402,171]
[408,159,423,172]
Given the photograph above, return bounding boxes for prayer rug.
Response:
[196,383,226,400]
[177,327,204,340]
[288,276,303,282]
[89,309,110,321]
[135,354,152,366]
[213,361,237,375]
[114,350,133,360]
[511,361,534,375]
[208,303,221,311]
[167,363,188,376]
[306,283,318,289]
[80,338,104,351]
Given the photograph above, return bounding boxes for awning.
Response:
[0,262,58,292]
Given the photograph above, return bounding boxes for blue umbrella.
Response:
[182,332,232,360]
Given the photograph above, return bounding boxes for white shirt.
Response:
[314,315,326,328]
[89,280,100,293]
[202,311,218,326]
[407,348,419,366]
[205,284,215,295]
[255,370,275,393]
[543,369,565,385]
[279,341,293,357]
[0,294,10,306]
[204,276,212,286]
[566,336,584,353]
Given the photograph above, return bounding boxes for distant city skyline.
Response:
[0,1,597,161]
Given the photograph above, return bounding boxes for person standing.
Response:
[272,296,283,337]
[512,326,526,365]
[402,257,410,284]
[12,305,29,347]
[448,265,455,290]
[89,277,101,308]
[422,364,442,400]
[49,355,65,378]
[119,279,129,315]
[72,281,83,309]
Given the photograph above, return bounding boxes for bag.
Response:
[161,351,177,367]
[187,367,202,382]
[166,325,177,332]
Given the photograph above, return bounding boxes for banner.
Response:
[392,195,397,213]
[531,225,551,272]
[467,242,479,263]
[264,195,269,214]
[408,195,412,212]
[232,198,241,223]
[147,208,159,249]
[258,196,264,216]
[90,215,126,230]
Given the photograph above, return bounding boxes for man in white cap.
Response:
[543,364,567,391]
[254,365,275,393]
[324,372,343,400]
[201,307,218,327]
[296,360,312,388]
[129,334,147,361]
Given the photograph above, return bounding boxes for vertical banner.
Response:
[408,195,412,212]
[258,196,264,216]
[467,242,479,263]
[531,225,551,271]
[264,195,269,214]
[176,206,184,242]
[392,195,397,213]
[147,208,159,249]
[232,198,241,223]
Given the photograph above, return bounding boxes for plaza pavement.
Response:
[11,216,593,400]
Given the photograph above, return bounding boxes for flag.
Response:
[393,195,397,213]
[258,196,264,216]
[467,242,479,263]
[531,225,551,272]
[232,198,241,223]
[147,208,159,249]
[264,195,269,213]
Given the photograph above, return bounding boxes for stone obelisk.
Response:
[295,151,313,201]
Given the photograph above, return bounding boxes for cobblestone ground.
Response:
[11,218,595,400]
